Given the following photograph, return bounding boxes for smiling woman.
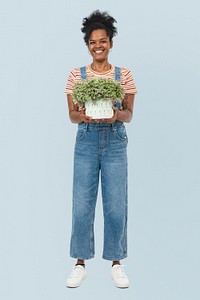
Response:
[64,10,137,289]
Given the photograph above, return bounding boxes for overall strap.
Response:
[114,66,122,109]
[80,66,87,80]
[115,66,121,81]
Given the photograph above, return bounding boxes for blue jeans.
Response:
[70,121,128,261]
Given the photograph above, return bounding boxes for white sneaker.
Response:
[66,265,87,288]
[111,265,129,288]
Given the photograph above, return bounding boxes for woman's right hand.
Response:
[79,107,93,123]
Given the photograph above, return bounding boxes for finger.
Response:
[112,106,118,111]
[84,115,92,120]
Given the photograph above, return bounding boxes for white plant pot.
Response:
[85,99,113,119]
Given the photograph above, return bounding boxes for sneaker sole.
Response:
[112,281,129,289]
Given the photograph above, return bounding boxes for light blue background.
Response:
[1,0,200,299]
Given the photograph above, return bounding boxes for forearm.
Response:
[116,94,135,123]
[69,110,82,123]
[116,108,133,123]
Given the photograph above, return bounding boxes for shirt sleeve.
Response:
[64,68,79,94]
[121,68,138,94]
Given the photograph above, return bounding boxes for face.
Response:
[88,29,113,62]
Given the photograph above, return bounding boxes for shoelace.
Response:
[114,265,126,278]
[69,266,83,278]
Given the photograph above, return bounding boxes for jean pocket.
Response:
[115,126,128,141]
[76,129,87,141]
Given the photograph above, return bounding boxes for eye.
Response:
[89,41,95,45]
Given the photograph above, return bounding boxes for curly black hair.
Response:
[81,10,117,45]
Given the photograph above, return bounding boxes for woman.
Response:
[65,10,137,288]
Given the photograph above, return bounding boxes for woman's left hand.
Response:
[100,106,118,124]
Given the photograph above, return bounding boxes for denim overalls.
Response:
[70,67,128,261]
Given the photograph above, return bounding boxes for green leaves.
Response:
[72,78,125,106]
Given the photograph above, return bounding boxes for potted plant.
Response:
[72,78,125,119]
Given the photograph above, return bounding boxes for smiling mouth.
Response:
[94,50,104,54]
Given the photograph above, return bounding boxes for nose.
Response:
[95,41,101,48]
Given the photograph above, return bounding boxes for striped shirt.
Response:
[65,65,137,95]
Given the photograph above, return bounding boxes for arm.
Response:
[117,93,135,123]
[105,94,135,124]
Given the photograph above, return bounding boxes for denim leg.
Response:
[70,125,100,260]
[101,125,128,260]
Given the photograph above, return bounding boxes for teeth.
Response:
[95,50,103,53]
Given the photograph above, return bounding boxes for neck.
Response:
[90,61,111,73]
